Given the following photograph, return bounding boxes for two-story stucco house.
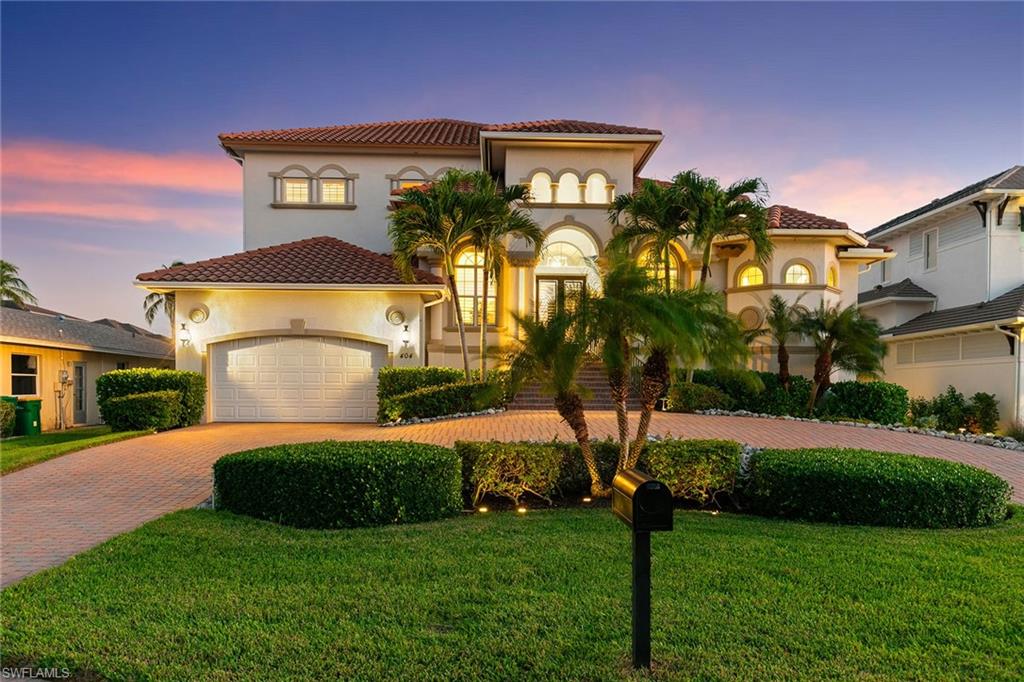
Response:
[136,118,890,423]
[858,166,1024,427]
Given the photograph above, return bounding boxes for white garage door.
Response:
[210,336,385,422]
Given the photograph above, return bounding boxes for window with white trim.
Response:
[454,248,497,326]
[283,178,310,203]
[10,354,38,396]
[924,229,937,270]
[320,180,347,204]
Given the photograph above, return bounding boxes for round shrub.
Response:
[0,401,15,438]
[213,441,462,529]
[102,390,181,431]
[666,382,732,413]
[646,439,741,504]
[97,369,205,427]
[742,448,1011,528]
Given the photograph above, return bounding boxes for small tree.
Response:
[143,261,185,328]
[608,179,689,292]
[757,294,805,389]
[797,303,886,411]
[0,260,38,307]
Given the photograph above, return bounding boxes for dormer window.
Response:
[283,178,310,203]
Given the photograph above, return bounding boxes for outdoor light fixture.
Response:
[401,324,411,345]
[582,497,592,503]
[517,506,527,514]
[178,323,192,347]
[478,506,489,513]
[398,324,415,360]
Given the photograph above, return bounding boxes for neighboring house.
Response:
[858,166,1024,427]
[0,303,172,431]
[135,118,890,423]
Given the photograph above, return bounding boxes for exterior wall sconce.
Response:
[179,323,192,347]
[398,324,414,359]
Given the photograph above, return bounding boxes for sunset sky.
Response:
[2,1,1021,333]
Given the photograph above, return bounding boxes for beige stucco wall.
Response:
[1,342,170,431]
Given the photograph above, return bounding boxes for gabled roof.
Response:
[858,278,936,305]
[92,318,167,340]
[867,165,1024,238]
[768,205,848,231]
[884,284,1024,336]
[0,307,172,358]
[135,236,444,287]
[219,118,662,148]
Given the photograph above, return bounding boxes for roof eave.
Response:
[867,188,1024,240]
[478,130,663,174]
[882,317,1024,340]
[0,335,173,360]
[857,295,937,310]
[133,280,446,292]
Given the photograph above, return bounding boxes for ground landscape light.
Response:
[517,506,527,514]
[477,506,488,513]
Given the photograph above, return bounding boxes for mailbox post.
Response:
[611,469,674,670]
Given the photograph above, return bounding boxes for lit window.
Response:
[556,172,581,203]
[924,229,937,270]
[585,173,610,204]
[737,265,765,287]
[784,264,812,285]
[283,178,310,203]
[396,179,427,191]
[540,242,588,268]
[321,180,347,204]
[827,266,839,288]
[639,246,680,290]
[10,354,38,396]
[454,249,497,326]
[529,172,552,203]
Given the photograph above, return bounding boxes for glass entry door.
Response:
[536,276,586,321]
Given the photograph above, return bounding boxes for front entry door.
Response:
[73,362,87,424]
[536,276,586,321]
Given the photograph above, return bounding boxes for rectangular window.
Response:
[116,361,129,370]
[881,259,891,283]
[320,180,347,204]
[924,229,937,270]
[10,354,38,396]
[283,178,310,203]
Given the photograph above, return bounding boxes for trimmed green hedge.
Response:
[97,369,205,427]
[377,366,464,402]
[213,441,461,529]
[379,381,505,422]
[742,448,1011,528]
[467,441,563,504]
[102,390,181,431]
[666,382,732,413]
[818,381,909,425]
[0,401,15,438]
[689,369,812,417]
[646,439,742,504]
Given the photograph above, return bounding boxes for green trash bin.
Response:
[14,399,42,436]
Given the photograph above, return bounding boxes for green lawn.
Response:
[2,508,1022,681]
[0,426,151,474]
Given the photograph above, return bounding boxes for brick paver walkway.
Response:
[3,412,1021,586]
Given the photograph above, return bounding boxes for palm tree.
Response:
[471,177,543,380]
[608,179,689,292]
[757,294,805,389]
[507,309,605,496]
[673,169,772,286]
[797,303,886,411]
[0,260,38,307]
[390,170,495,380]
[143,261,185,327]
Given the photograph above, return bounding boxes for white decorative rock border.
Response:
[693,409,1024,453]
[379,407,507,427]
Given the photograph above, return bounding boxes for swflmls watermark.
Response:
[1,668,71,680]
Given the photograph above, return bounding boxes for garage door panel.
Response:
[211,336,382,423]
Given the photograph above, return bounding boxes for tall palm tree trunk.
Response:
[608,364,631,468]
[478,246,489,382]
[699,242,714,286]
[629,347,669,468]
[445,262,472,380]
[554,392,605,496]
[777,342,790,389]
[808,350,831,412]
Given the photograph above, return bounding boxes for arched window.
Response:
[454,248,496,326]
[784,263,812,285]
[826,266,839,288]
[638,246,681,291]
[529,172,552,203]
[540,241,589,268]
[737,265,765,287]
[585,173,609,204]
[556,172,581,203]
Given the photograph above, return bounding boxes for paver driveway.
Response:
[2,411,1021,586]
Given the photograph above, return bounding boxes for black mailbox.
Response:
[612,469,673,532]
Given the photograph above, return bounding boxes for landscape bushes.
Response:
[687,368,812,417]
[101,390,181,432]
[665,382,732,413]
[465,441,564,504]
[818,381,909,425]
[909,386,1001,433]
[646,439,742,504]
[377,366,464,402]
[97,369,205,429]
[213,441,461,529]
[0,401,16,438]
[377,368,510,422]
[742,447,1011,528]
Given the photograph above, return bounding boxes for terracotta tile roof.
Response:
[858,278,936,305]
[219,118,661,147]
[885,284,1024,336]
[768,205,849,231]
[867,165,1024,237]
[136,237,443,287]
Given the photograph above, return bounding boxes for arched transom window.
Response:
[826,266,839,288]
[638,246,681,291]
[784,263,812,285]
[528,170,614,204]
[737,264,765,287]
[455,248,496,326]
[529,172,552,203]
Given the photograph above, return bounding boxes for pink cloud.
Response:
[3,199,238,234]
[2,139,240,195]
[775,159,950,231]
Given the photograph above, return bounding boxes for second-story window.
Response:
[924,229,938,270]
[784,263,812,285]
[283,178,310,203]
[320,179,347,204]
